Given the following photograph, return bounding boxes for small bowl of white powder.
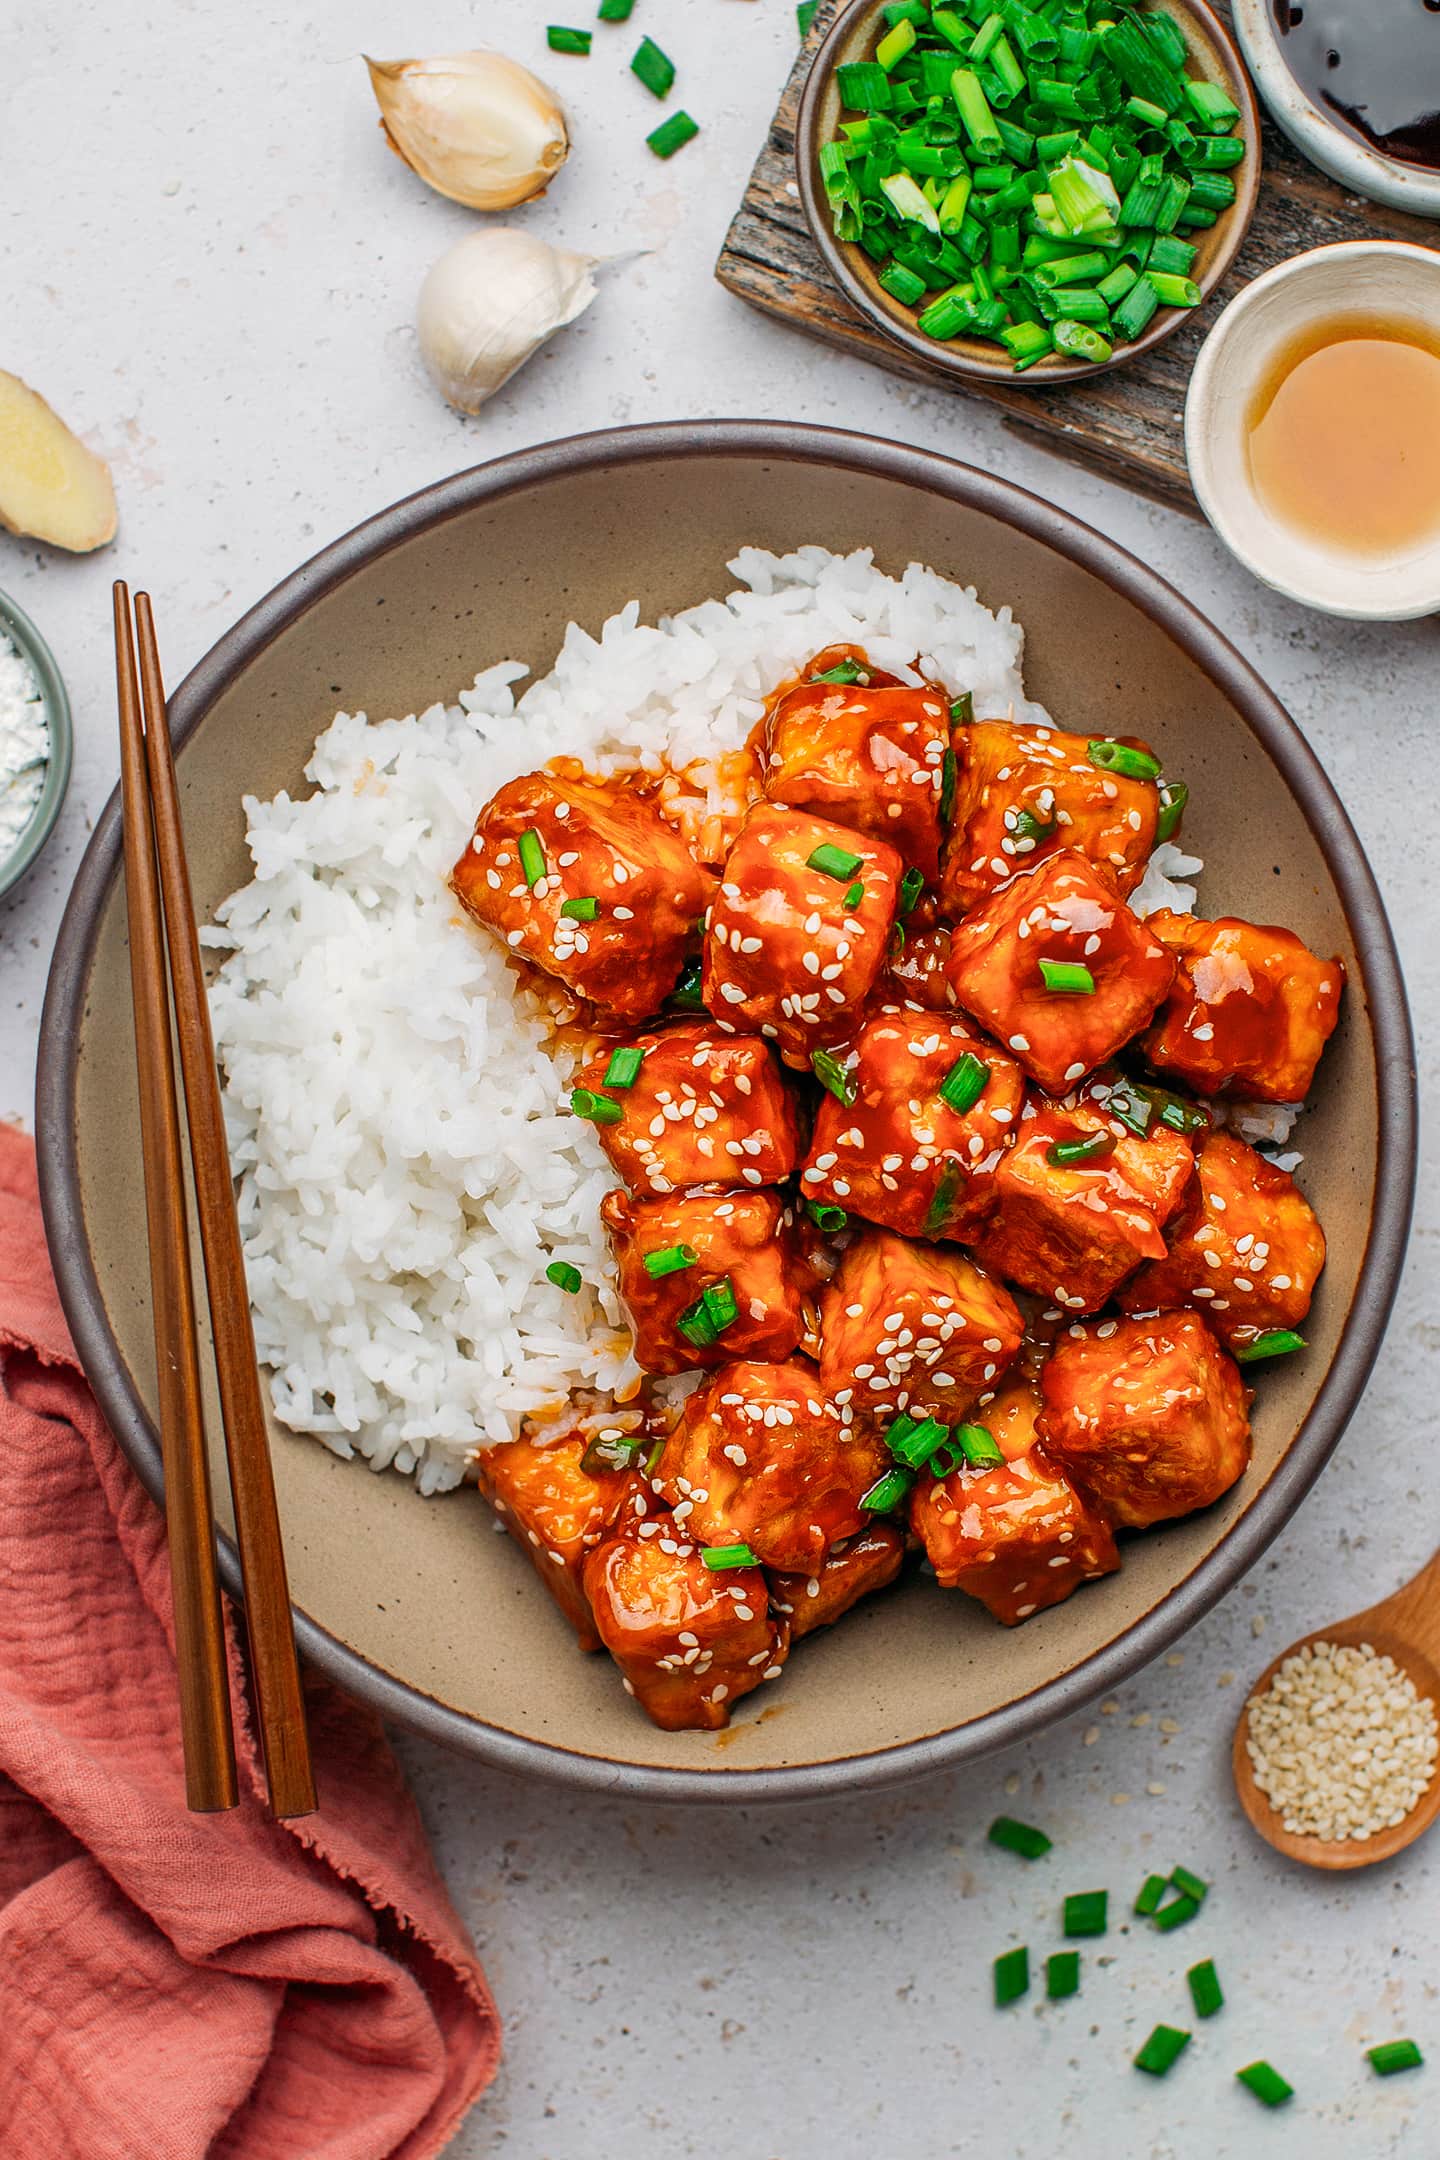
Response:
[0,591,72,903]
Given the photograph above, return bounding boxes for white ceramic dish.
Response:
[1185,240,1440,621]
[1233,0,1440,221]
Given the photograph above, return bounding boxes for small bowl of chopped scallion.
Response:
[795,0,1260,381]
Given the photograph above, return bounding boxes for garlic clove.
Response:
[0,370,117,553]
[416,229,598,415]
[365,50,569,211]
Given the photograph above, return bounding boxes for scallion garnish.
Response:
[898,866,925,915]
[808,841,865,882]
[1135,2025,1191,2077]
[1368,2040,1424,2077]
[939,1050,989,1115]
[580,1429,642,1475]
[676,1296,719,1348]
[570,1087,623,1126]
[805,1199,849,1233]
[988,1815,1052,1860]
[1046,1951,1080,2000]
[1153,1890,1200,1933]
[647,110,698,157]
[993,1946,1030,2007]
[1134,1872,1167,1917]
[547,25,592,55]
[701,1542,759,1571]
[887,1414,950,1469]
[561,895,599,920]
[631,34,675,97]
[642,1243,698,1279]
[1234,1329,1307,1365]
[702,1277,740,1333]
[518,828,547,886]
[1187,1960,1223,2020]
[1087,738,1163,781]
[667,958,706,1011]
[1063,1890,1108,1938]
[812,1048,857,1106]
[1038,959,1096,995]
[1169,1864,1209,1905]
[796,0,818,35]
[1010,805,1056,843]
[1046,1130,1115,1169]
[922,1158,963,1235]
[950,692,973,727]
[604,1044,645,1088]
[808,656,866,685]
[842,878,865,910]
[546,1260,583,1293]
[860,1466,914,1513]
[956,1422,1003,1468]
[599,0,635,16]
[940,744,958,824]
[1236,2061,1293,2108]
[1156,778,1189,843]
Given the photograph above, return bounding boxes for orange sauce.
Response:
[1245,315,1440,560]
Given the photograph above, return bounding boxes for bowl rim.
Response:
[794,0,1263,387]
[0,588,74,905]
[1184,239,1440,620]
[35,418,1417,1802]
[1231,0,1440,222]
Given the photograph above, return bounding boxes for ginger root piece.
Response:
[0,371,117,552]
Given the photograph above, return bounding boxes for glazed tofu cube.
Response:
[658,1359,890,1573]
[1119,1130,1326,1353]
[910,1379,1120,1626]
[1038,1309,1251,1529]
[600,1186,817,1376]
[768,1522,906,1641]
[946,851,1177,1094]
[1143,911,1345,1103]
[819,1226,1024,1425]
[475,1428,647,1651]
[576,1020,801,1197]
[703,804,902,1069]
[970,1094,1195,1313]
[942,719,1160,915]
[762,667,952,874]
[583,1520,787,1730]
[799,1011,1023,1244]
[453,771,713,1023]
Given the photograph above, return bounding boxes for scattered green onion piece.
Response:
[993,1946,1030,2007]
[882,169,942,230]
[1002,320,1053,367]
[1169,1864,1209,1904]
[808,840,865,882]
[875,16,916,69]
[667,958,705,1011]
[676,1295,719,1348]
[1105,1078,1155,1138]
[600,0,636,18]
[988,33,1027,102]
[888,1415,950,1470]
[547,26,592,55]
[950,691,973,727]
[580,1429,641,1474]
[809,656,867,683]
[918,289,977,340]
[956,1422,1004,1468]
[842,878,865,911]
[1153,1890,1200,1933]
[546,1260,583,1293]
[1237,2061,1293,2108]
[647,111,698,158]
[1096,259,1138,306]
[1134,1872,1168,1916]
[1125,94,1169,128]
[1039,959,1096,995]
[880,260,929,306]
[1187,1959,1224,2019]
[1136,2025,1191,2077]
[1235,1329,1307,1365]
[988,1815,1053,1860]
[1192,131,1246,168]
[1102,18,1185,114]
[1087,737,1163,780]
[1063,1890,1108,1938]
[518,827,547,886]
[1053,320,1113,363]
[940,745,958,824]
[1152,172,1192,232]
[1147,269,1201,307]
[805,1198,849,1233]
[939,1050,989,1115]
[1004,0,1058,63]
[883,1412,920,1454]
[1156,778,1188,842]
[922,1158,963,1235]
[1148,232,1198,278]
[642,1243,698,1280]
[861,1466,914,1513]
[702,1277,739,1333]
[1188,170,1237,210]
[603,1044,645,1089]
[811,1048,856,1107]
[560,894,600,923]
[1185,77,1240,130]
[837,59,894,111]
[1034,248,1111,288]
[1047,1130,1116,1168]
[1112,272,1161,340]
[1010,804,1056,842]
[950,67,1003,160]
[631,35,675,97]
[570,1087,622,1126]
[1049,154,1121,236]
[930,7,972,53]
[701,1542,759,1571]
[968,11,1006,64]
[898,866,925,915]
[1368,2040,1424,2077]
[936,169,974,232]
[1046,1950,1081,1999]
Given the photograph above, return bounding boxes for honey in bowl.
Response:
[1244,315,1440,559]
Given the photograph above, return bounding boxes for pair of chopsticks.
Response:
[114,582,315,1819]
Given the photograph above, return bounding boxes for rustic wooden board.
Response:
[715,0,1437,512]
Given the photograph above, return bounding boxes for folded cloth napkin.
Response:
[0,1126,500,2160]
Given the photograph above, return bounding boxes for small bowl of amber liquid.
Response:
[1184,240,1440,618]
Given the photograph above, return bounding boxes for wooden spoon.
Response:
[1233,1549,1440,1870]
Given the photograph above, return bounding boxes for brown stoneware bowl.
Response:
[37,423,1414,1800]
[795,0,1262,384]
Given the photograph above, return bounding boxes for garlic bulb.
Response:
[417,229,597,414]
[365,50,568,210]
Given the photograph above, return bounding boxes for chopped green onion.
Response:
[667,958,705,1011]
[1063,1890,1108,1939]
[676,1295,719,1348]
[812,1048,857,1106]
[1010,805,1056,843]
[1105,1078,1156,1138]
[950,692,973,727]
[1235,1329,1307,1365]
[805,1198,849,1233]
[842,878,865,911]
[1368,2040,1424,2077]
[940,745,958,824]
[1193,131,1246,168]
[701,1542,759,1571]
[956,1423,1004,1469]
[1156,778,1188,842]
[1049,155,1121,236]
[1136,2025,1191,2077]
[988,1815,1053,1860]
[1169,1864,1209,1904]
[1046,1950,1081,1999]
[561,894,599,921]
[875,16,916,69]
[702,1277,740,1333]
[1053,321,1113,364]
[1047,1130,1116,1168]
[898,866,925,915]
[546,1260,583,1293]
[880,260,929,307]
[1185,77,1240,130]
[1153,1891,1200,1933]
[888,1414,950,1470]
[642,1243,698,1279]
[1039,959,1096,995]
[1237,2061,1294,2108]
[580,1429,642,1474]
[922,1158,963,1235]
[795,0,818,33]
[836,59,894,111]
[1187,1960,1224,2019]
[993,1946,1030,2007]
[939,1050,989,1115]
[1134,1872,1168,1917]
[600,0,636,16]
[1112,274,1161,341]
[570,1087,622,1126]
[881,170,942,230]
[930,8,971,53]
[631,35,675,97]
[860,1466,914,1512]
[809,657,868,684]
[518,828,547,885]
[647,110,698,158]
[1147,269,1201,308]
[1002,320,1054,368]
[1148,232,1198,278]
[1102,18,1185,114]
[1126,95,1170,128]
[1088,737,1163,781]
[950,68,1003,160]
[547,26,592,55]
[808,841,865,882]
[604,1044,645,1088]
[968,12,1005,64]
[937,169,974,231]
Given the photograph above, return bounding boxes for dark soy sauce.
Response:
[1271,0,1440,171]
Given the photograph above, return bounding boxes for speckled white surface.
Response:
[3,5,1435,2154]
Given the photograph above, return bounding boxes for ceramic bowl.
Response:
[1185,240,1440,619]
[36,423,1415,1799]
[795,0,1262,385]
[0,590,73,904]
[1233,0,1440,222]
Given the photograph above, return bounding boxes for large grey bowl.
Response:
[36,422,1416,1800]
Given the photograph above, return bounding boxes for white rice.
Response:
[204,544,1213,1493]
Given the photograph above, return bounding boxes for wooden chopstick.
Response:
[116,583,238,1814]
[127,587,317,1820]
